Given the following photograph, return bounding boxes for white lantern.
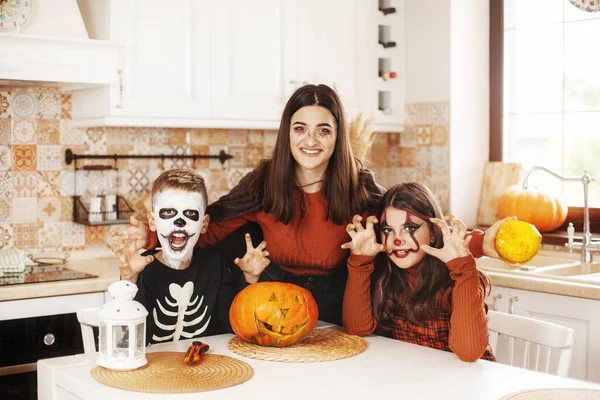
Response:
[97,280,148,371]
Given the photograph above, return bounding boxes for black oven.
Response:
[0,313,85,400]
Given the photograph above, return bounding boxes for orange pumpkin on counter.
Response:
[496,185,568,233]
[229,282,318,347]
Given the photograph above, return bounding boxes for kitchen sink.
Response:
[477,252,600,281]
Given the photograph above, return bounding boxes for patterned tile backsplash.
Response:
[0,87,450,250]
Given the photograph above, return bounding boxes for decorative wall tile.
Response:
[38,222,62,248]
[228,130,248,146]
[84,127,107,154]
[12,197,37,223]
[36,145,62,171]
[263,131,278,147]
[209,129,228,145]
[127,166,150,195]
[227,168,251,190]
[370,146,389,168]
[0,146,11,171]
[61,92,72,119]
[85,225,107,245]
[60,170,86,196]
[166,128,188,145]
[398,147,416,168]
[11,119,37,143]
[0,92,11,117]
[0,118,10,145]
[416,125,432,146]
[37,171,61,196]
[190,129,210,145]
[432,103,450,124]
[0,172,12,197]
[0,199,11,223]
[430,147,449,169]
[228,147,246,168]
[400,129,417,148]
[387,133,400,146]
[60,196,73,221]
[38,197,62,222]
[60,121,85,146]
[129,131,152,154]
[190,146,209,168]
[0,224,14,249]
[38,120,60,144]
[12,172,37,197]
[36,93,61,119]
[147,128,169,146]
[12,145,36,170]
[416,147,432,170]
[248,130,264,146]
[61,221,86,248]
[432,124,448,146]
[246,146,262,168]
[12,93,37,118]
[387,147,401,168]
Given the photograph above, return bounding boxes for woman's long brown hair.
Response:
[251,84,369,225]
[371,182,491,326]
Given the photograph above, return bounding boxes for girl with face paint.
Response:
[341,182,496,362]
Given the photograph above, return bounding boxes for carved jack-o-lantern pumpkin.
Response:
[229,282,318,347]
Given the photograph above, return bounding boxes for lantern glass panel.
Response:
[100,321,108,354]
[135,322,145,357]
[112,325,131,359]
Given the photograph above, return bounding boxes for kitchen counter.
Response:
[0,246,120,302]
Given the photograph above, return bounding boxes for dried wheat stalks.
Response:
[348,112,376,162]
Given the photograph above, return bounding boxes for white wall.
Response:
[449,0,490,226]
[405,0,451,102]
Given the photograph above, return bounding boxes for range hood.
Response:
[0,0,121,89]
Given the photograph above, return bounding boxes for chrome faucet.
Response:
[522,166,599,263]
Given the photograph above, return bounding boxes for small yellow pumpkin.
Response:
[229,282,318,347]
[497,185,568,233]
[495,220,542,264]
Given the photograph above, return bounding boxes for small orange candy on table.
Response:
[494,220,543,265]
[229,282,319,347]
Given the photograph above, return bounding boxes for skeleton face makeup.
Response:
[151,189,205,269]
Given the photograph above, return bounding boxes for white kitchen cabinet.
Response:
[487,286,600,383]
[209,0,296,123]
[72,0,404,130]
[73,0,211,127]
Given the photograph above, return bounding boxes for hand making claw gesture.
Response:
[234,233,270,284]
[421,216,471,264]
[341,215,385,257]
[110,216,154,283]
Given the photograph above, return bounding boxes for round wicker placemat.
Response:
[499,388,600,400]
[227,328,367,363]
[91,352,253,393]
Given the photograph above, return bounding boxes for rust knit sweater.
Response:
[342,247,494,362]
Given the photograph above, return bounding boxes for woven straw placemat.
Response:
[498,388,600,400]
[227,328,367,362]
[91,352,253,393]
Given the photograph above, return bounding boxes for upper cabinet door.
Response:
[297,0,368,112]
[109,0,211,118]
[210,0,297,121]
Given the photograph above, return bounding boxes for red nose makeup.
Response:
[394,238,402,246]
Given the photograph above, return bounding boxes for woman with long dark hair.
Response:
[342,182,495,361]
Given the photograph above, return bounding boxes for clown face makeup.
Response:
[151,188,205,269]
[379,207,433,270]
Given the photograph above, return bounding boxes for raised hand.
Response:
[421,216,471,264]
[110,215,150,252]
[341,215,384,257]
[482,216,517,258]
[234,233,270,284]
[110,216,153,283]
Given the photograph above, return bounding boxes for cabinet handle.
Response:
[509,296,519,314]
[491,293,503,311]
[116,69,124,109]
[43,333,56,346]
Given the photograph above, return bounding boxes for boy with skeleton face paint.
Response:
[121,169,269,345]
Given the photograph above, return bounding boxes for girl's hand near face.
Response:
[341,215,385,257]
[234,233,270,284]
[421,216,472,264]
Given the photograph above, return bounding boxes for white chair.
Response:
[487,310,575,377]
[77,307,100,354]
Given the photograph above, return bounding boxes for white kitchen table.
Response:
[38,326,600,400]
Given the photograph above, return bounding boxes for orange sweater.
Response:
[342,253,494,362]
